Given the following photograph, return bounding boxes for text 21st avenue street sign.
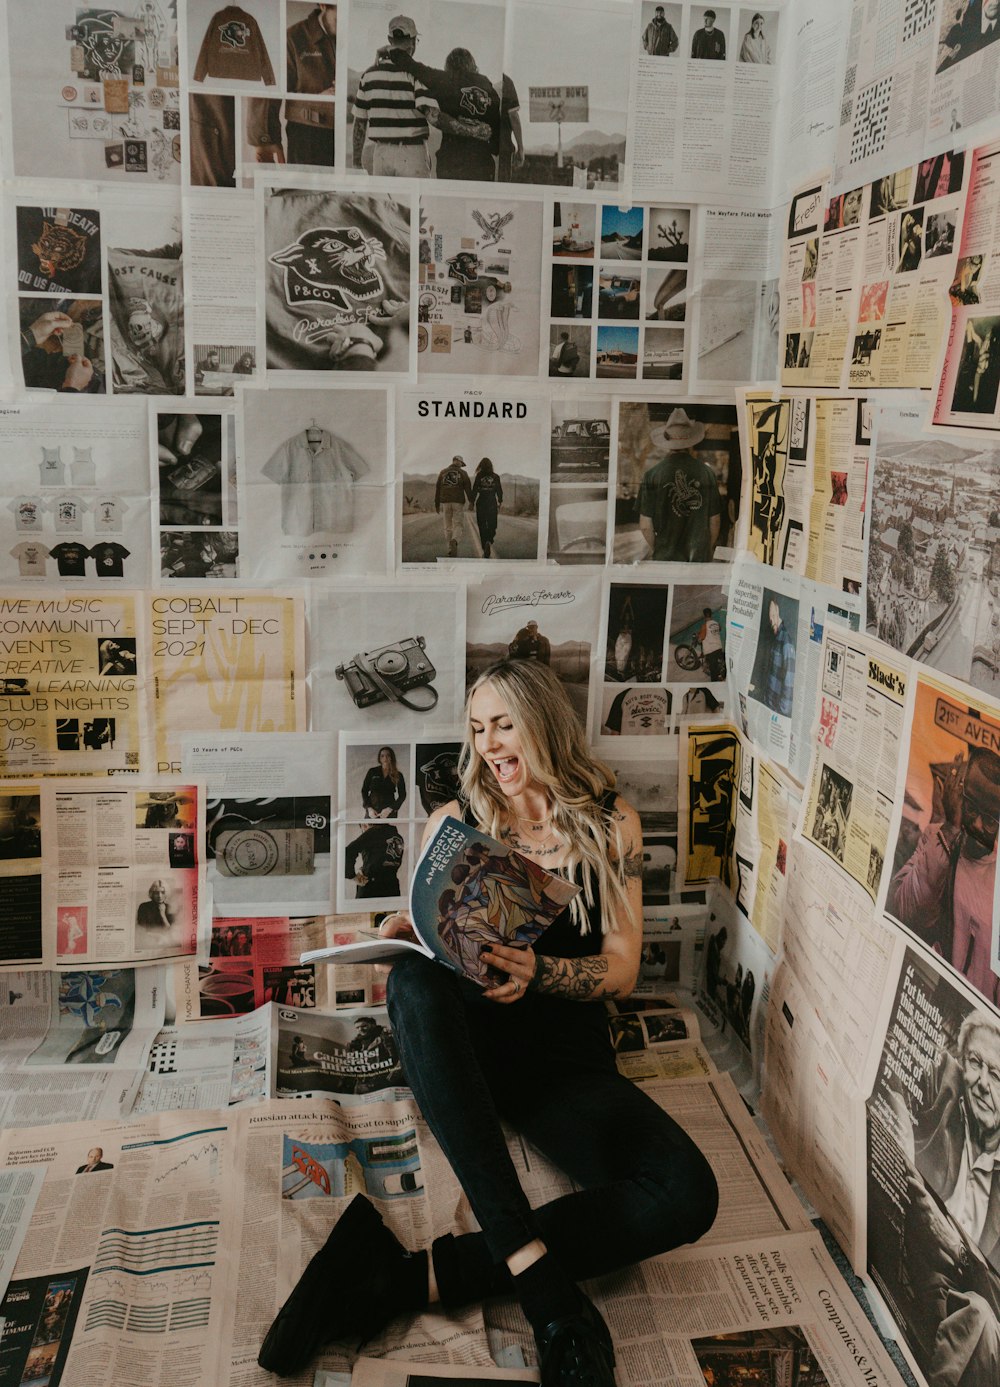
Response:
[528,87,589,123]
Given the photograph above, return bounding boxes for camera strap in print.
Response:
[352,650,439,711]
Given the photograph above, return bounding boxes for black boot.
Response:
[258,1195,428,1377]
[535,1299,616,1387]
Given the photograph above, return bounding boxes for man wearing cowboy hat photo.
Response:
[637,408,722,562]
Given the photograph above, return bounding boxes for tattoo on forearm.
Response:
[621,846,643,880]
[353,119,367,167]
[530,954,617,1000]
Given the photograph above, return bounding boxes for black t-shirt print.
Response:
[49,542,90,576]
[90,542,131,577]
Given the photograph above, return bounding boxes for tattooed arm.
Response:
[529,796,645,1002]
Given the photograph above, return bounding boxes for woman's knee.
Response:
[637,1144,719,1253]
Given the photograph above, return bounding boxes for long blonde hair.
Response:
[460,661,631,932]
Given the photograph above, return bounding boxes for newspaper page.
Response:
[779,176,861,389]
[866,940,1000,1387]
[762,959,866,1268]
[689,209,781,390]
[695,894,774,1098]
[806,395,869,595]
[132,1008,271,1113]
[629,1,783,206]
[733,750,800,954]
[181,732,334,917]
[772,0,851,201]
[0,394,151,588]
[272,1004,407,1100]
[879,669,1000,1009]
[602,1231,908,1387]
[147,590,306,773]
[352,1360,538,1385]
[2,779,207,969]
[866,399,1000,688]
[0,967,160,1127]
[799,628,909,903]
[2,1,180,184]
[183,194,259,395]
[727,558,863,781]
[932,138,1000,436]
[0,592,141,777]
[737,390,810,574]
[0,1164,44,1303]
[631,903,707,999]
[236,384,392,583]
[198,914,351,1018]
[832,0,1000,197]
[150,400,239,583]
[0,1108,236,1387]
[678,721,740,896]
[847,151,969,390]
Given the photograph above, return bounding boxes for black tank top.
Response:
[461,790,616,957]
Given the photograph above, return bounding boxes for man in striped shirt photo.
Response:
[352,15,436,177]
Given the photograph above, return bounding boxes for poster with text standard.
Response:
[465,569,598,725]
[238,384,391,581]
[866,400,1000,692]
[310,582,465,734]
[3,0,181,184]
[263,183,412,376]
[0,593,141,777]
[880,671,1000,1012]
[932,140,1000,436]
[417,192,543,377]
[147,591,305,773]
[396,391,548,565]
[866,941,1000,1387]
[0,398,151,589]
[799,627,908,905]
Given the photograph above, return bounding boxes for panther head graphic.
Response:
[219,20,250,49]
[459,85,491,118]
[32,222,88,280]
[269,226,387,311]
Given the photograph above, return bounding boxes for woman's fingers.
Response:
[481,944,534,1003]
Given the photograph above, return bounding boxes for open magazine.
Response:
[301,816,579,987]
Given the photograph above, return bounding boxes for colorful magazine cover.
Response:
[301,816,579,986]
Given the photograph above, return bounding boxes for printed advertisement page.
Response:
[932,139,1000,436]
[0,593,142,777]
[879,670,1000,1010]
[147,591,306,772]
[799,629,909,903]
[805,396,869,595]
[737,390,810,574]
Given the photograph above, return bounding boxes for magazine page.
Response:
[878,668,1000,1010]
[198,914,356,1018]
[733,749,799,953]
[408,815,579,985]
[931,138,1000,436]
[779,175,861,390]
[272,1003,406,1099]
[132,1007,271,1112]
[693,893,774,1098]
[798,629,910,904]
[805,395,869,595]
[181,731,335,917]
[149,399,239,583]
[183,193,259,395]
[736,389,810,574]
[847,150,969,390]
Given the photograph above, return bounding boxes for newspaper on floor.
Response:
[932,138,1000,437]
[798,628,910,904]
[272,1003,407,1102]
[0,967,164,1128]
[0,1163,45,1306]
[351,1358,539,1384]
[0,778,208,969]
[605,1002,711,1082]
[132,1008,271,1114]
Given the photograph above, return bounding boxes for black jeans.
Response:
[386,954,719,1280]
